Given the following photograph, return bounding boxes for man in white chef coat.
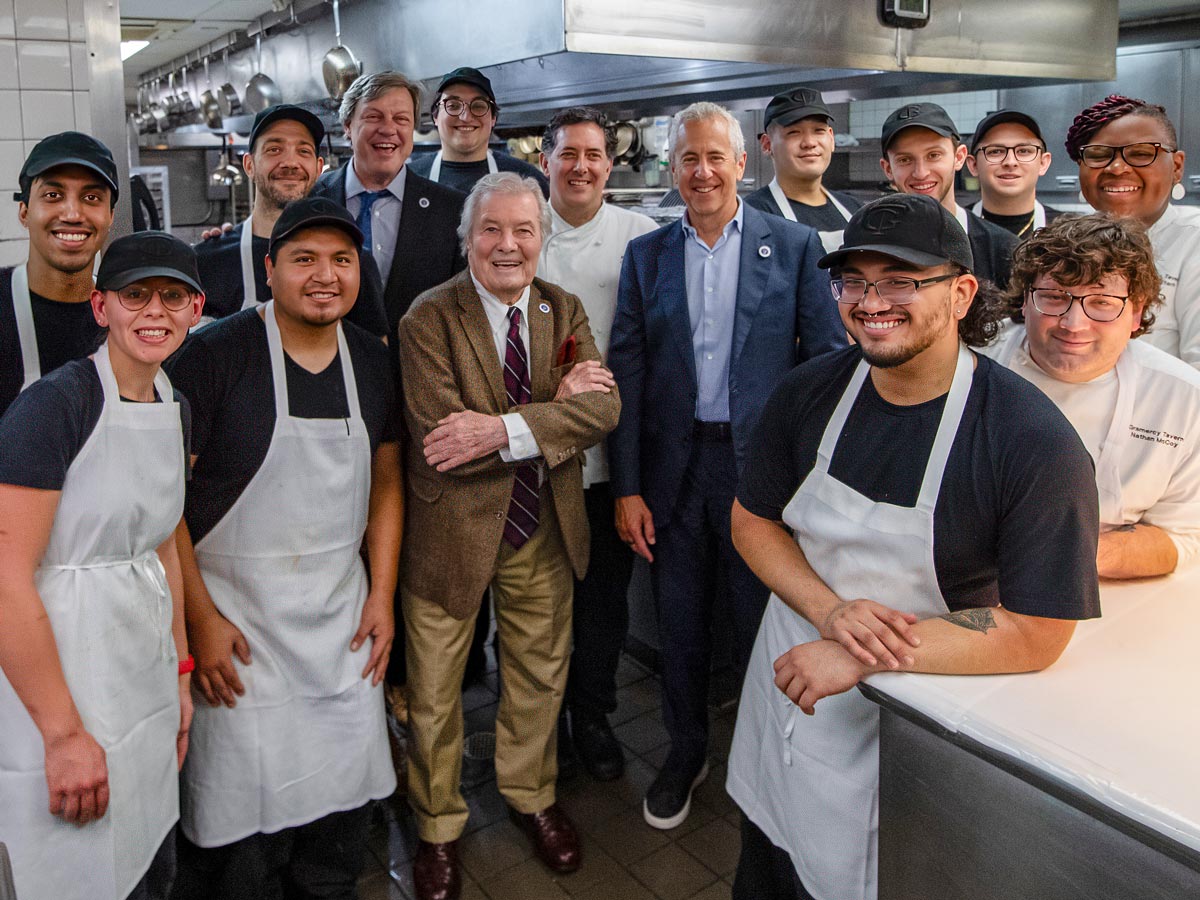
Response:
[725,193,1101,900]
[537,106,657,781]
[986,213,1200,578]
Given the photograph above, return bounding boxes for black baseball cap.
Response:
[881,103,961,152]
[764,86,833,130]
[969,109,1046,154]
[269,197,363,255]
[435,66,497,107]
[818,194,974,272]
[16,131,119,204]
[96,231,203,293]
[247,104,326,153]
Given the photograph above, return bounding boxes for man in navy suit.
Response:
[608,101,845,832]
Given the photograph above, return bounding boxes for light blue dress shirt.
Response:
[346,163,406,288]
[682,201,744,422]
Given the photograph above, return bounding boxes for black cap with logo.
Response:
[763,86,833,130]
[96,231,203,293]
[968,109,1046,155]
[435,66,497,107]
[818,194,974,272]
[16,132,119,204]
[880,103,961,152]
[247,104,326,153]
[269,196,364,255]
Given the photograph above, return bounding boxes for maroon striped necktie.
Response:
[503,307,539,549]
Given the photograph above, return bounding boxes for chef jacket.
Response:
[1140,204,1200,370]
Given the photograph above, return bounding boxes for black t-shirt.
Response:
[743,186,864,231]
[979,204,1065,236]
[0,358,191,490]
[164,309,398,543]
[0,267,105,417]
[408,151,550,197]
[737,346,1100,619]
[192,223,390,338]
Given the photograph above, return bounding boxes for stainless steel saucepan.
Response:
[321,0,361,102]
[244,23,283,113]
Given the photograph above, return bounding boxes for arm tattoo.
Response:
[940,608,997,634]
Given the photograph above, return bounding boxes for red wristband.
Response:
[178,655,195,676]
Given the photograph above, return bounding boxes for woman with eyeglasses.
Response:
[0,231,205,900]
[1066,95,1200,368]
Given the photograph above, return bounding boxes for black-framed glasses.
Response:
[1078,142,1176,169]
[436,97,495,119]
[1027,288,1129,322]
[831,272,957,305]
[975,143,1045,164]
[115,284,196,311]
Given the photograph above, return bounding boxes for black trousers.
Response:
[732,813,816,900]
[126,828,177,900]
[171,804,373,900]
[566,481,635,719]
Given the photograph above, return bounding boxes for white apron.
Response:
[238,221,261,312]
[728,344,973,900]
[970,200,1048,236]
[0,343,184,900]
[181,302,394,846]
[994,332,1134,525]
[10,263,42,391]
[428,149,498,183]
[767,178,853,254]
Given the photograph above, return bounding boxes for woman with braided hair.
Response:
[1066,95,1200,368]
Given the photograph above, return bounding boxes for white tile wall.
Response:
[13,0,68,41]
[20,88,74,137]
[849,91,1000,141]
[0,38,16,85]
[0,241,27,266]
[72,88,89,132]
[17,39,71,89]
[0,139,23,189]
[69,40,86,89]
[65,0,83,41]
[0,88,19,126]
[0,0,14,40]
[0,200,23,240]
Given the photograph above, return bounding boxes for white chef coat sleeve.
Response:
[499,412,541,461]
[1172,241,1200,370]
[1139,444,1200,567]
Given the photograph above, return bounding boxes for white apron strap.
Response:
[486,150,499,174]
[92,342,120,407]
[767,179,798,222]
[815,359,872,472]
[823,188,854,223]
[239,221,258,311]
[263,300,360,422]
[1033,201,1047,231]
[915,343,974,514]
[429,150,499,183]
[954,204,970,234]
[11,264,42,391]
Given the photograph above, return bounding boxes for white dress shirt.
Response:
[345,163,406,287]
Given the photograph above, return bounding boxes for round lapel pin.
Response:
[758,245,771,258]
[418,197,430,209]
[539,302,551,313]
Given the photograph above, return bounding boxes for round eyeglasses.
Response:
[115,284,197,311]
[1078,142,1176,169]
[1027,288,1129,322]
[831,273,957,305]
[975,143,1044,164]
[437,97,495,119]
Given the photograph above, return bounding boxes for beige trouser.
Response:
[403,499,573,843]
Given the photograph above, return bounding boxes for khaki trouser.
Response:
[403,498,573,843]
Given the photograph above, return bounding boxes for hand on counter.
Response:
[817,599,919,670]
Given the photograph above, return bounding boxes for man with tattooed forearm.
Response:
[722,195,1101,900]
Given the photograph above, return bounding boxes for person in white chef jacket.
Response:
[725,194,1101,900]
[0,231,205,900]
[537,106,657,780]
[742,86,862,253]
[167,198,401,900]
[985,213,1200,577]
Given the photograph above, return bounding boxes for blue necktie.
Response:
[355,190,390,256]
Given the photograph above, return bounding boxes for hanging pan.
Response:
[216,48,243,118]
[322,0,361,102]
[200,57,223,129]
[244,23,283,113]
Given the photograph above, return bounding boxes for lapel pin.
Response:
[418,197,430,209]
[539,302,551,313]
[758,245,771,258]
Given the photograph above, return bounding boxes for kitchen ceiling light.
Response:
[121,40,150,61]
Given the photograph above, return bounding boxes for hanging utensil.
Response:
[321,0,361,102]
[216,47,243,119]
[148,77,168,131]
[244,21,283,113]
[200,56,223,129]
[178,60,197,123]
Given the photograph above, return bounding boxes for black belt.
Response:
[692,420,733,441]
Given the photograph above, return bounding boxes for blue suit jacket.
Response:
[607,202,845,527]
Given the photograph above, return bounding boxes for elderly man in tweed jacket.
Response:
[396,172,620,900]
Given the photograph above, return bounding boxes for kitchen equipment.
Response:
[200,57,223,129]
[216,48,243,118]
[147,78,168,132]
[321,0,361,102]
[177,62,197,123]
[244,23,283,113]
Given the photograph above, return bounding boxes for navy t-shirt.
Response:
[743,186,864,231]
[165,308,398,543]
[737,346,1101,619]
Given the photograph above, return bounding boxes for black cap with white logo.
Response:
[96,231,203,293]
[818,194,973,272]
[880,103,961,152]
[763,86,833,130]
[435,66,497,107]
[247,104,326,153]
[269,196,363,255]
[968,109,1046,155]
[16,131,119,203]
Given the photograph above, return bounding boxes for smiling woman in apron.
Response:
[0,232,205,900]
[723,195,1102,900]
[1,132,118,418]
[742,86,863,254]
[986,213,1200,580]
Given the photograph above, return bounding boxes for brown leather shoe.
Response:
[413,840,460,900]
[509,803,581,873]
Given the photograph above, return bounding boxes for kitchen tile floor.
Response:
[357,652,742,900]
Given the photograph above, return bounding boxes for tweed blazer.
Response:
[396,270,621,618]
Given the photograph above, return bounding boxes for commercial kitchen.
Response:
[1,1,1199,899]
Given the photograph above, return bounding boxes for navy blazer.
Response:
[607,202,845,527]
